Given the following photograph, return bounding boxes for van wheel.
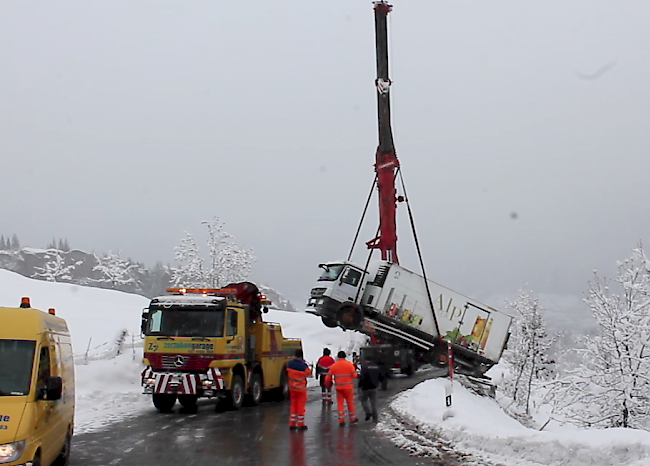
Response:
[152,394,177,412]
[32,450,41,466]
[230,375,244,409]
[55,429,72,465]
[248,373,263,406]
[178,395,199,411]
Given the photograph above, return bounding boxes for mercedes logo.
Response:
[174,355,185,368]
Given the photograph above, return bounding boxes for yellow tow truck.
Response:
[141,282,302,412]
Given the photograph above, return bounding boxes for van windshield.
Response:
[0,340,36,396]
[318,264,345,281]
[145,308,225,337]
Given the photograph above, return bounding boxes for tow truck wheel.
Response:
[178,395,199,410]
[230,375,245,409]
[249,373,263,405]
[274,368,289,401]
[152,394,177,412]
[321,316,338,328]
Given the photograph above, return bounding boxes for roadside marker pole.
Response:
[445,341,453,407]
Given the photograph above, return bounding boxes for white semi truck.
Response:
[306,259,512,377]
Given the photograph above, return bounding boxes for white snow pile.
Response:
[0,269,363,433]
[383,377,650,466]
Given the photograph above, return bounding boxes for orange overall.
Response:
[326,358,358,424]
[287,358,312,428]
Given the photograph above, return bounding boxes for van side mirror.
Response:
[45,376,63,401]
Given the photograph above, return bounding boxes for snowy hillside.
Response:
[0,269,364,432]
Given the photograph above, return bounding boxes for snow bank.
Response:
[388,378,650,466]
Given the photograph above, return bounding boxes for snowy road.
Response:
[70,367,461,466]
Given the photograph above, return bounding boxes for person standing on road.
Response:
[287,349,312,430]
[315,348,335,404]
[326,350,358,426]
[358,356,383,422]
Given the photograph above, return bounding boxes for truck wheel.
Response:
[248,373,263,406]
[230,375,245,409]
[337,304,363,330]
[274,369,289,401]
[178,395,199,411]
[322,316,338,328]
[152,394,177,412]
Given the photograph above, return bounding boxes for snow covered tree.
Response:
[203,217,234,287]
[92,251,137,289]
[171,217,256,288]
[33,249,75,282]
[59,238,70,252]
[47,238,58,249]
[171,233,205,287]
[0,235,6,250]
[503,288,554,414]
[550,243,650,429]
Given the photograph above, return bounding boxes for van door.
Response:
[34,345,59,466]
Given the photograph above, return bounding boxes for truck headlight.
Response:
[0,439,25,463]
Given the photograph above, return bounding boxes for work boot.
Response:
[298,425,308,431]
[365,413,371,421]
[289,425,297,430]
[339,422,346,427]
[350,418,358,424]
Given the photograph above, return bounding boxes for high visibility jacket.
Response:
[326,358,358,390]
[287,358,312,391]
[316,355,335,377]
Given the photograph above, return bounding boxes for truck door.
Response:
[225,309,245,359]
[330,266,364,304]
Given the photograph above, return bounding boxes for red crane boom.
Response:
[366,1,399,264]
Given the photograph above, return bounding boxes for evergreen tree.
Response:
[0,235,5,250]
[47,238,58,249]
[10,234,20,250]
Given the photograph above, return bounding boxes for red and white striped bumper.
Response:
[141,366,224,395]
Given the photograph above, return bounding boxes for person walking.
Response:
[358,356,383,422]
[326,350,358,426]
[315,348,335,404]
[287,349,312,430]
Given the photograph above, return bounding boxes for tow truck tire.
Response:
[248,373,263,406]
[153,394,177,412]
[178,395,199,410]
[274,368,289,401]
[322,316,338,328]
[230,375,245,409]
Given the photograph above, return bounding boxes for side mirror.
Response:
[43,376,63,401]
[141,309,149,336]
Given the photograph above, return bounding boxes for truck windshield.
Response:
[145,308,225,338]
[0,340,36,396]
[318,264,345,281]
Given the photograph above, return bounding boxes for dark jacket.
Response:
[358,361,383,390]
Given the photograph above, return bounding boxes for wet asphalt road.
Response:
[70,367,452,466]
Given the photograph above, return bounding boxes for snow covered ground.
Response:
[3,269,650,465]
[382,376,650,466]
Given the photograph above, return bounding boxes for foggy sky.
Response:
[2,1,650,309]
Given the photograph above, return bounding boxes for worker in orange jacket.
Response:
[325,350,358,426]
[287,348,312,430]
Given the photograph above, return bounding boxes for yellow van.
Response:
[0,298,75,466]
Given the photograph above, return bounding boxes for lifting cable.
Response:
[347,174,378,262]
[397,167,441,337]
